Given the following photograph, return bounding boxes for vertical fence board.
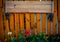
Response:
[53,0,57,35]
[47,14,51,35]
[58,0,60,35]
[10,14,14,36]
[5,18,9,36]
[0,10,4,42]
[15,13,19,37]
[33,14,37,34]
[36,13,40,34]
[0,0,2,8]
[48,0,51,36]
[19,14,24,33]
[40,14,42,33]
[4,13,9,41]
[42,14,46,34]
[31,14,35,34]
[47,0,51,36]
[25,13,30,30]
[58,23,60,35]
[58,0,60,20]
[4,14,10,42]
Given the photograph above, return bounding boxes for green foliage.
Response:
[10,36,17,42]
[4,39,7,42]
[54,35,60,42]
[47,35,54,42]
[19,34,25,42]
[5,33,60,42]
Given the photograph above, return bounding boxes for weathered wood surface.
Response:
[5,1,54,13]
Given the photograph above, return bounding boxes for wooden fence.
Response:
[0,0,60,42]
[1,13,57,39]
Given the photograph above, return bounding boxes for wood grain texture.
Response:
[31,14,35,34]
[58,23,60,35]
[58,0,60,20]
[0,0,2,8]
[6,1,53,13]
[48,0,51,36]
[19,14,24,33]
[14,13,19,37]
[25,13,30,30]
[4,14,9,41]
[0,9,4,42]
[46,0,51,35]
[36,13,40,34]
[48,0,51,1]
[14,0,18,1]
[10,14,14,36]
[53,0,57,35]
[58,0,60,35]
[25,0,40,1]
[48,16,51,35]
[42,14,46,34]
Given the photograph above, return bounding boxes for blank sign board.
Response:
[5,1,54,13]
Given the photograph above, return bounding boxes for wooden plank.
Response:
[14,0,18,1]
[53,0,57,35]
[46,14,48,35]
[10,13,14,36]
[58,23,60,35]
[25,0,40,1]
[36,13,40,34]
[18,0,25,1]
[25,13,30,30]
[41,0,46,1]
[31,14,35,34]
[42,14,46,34]
[48,0,51,1]
[0,9,4,42]
[19,14,24,33]
[0,0,2,8]
[45,0,51,36]
[5,0,13,1]
[6,1,53,13]
[58,0,60,35]
[14,13,19,37]
[4,13,9,41]
[58,0,60,20]
[34,14,37,34]
[47,0,51,35]
[40,14,42,33]
[48,15,51,35]
[31,14,34,28]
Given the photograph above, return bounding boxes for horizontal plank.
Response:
[6,1,53,5]
[5,1,54,13]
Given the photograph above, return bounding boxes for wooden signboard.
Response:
[5,1,54,13]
